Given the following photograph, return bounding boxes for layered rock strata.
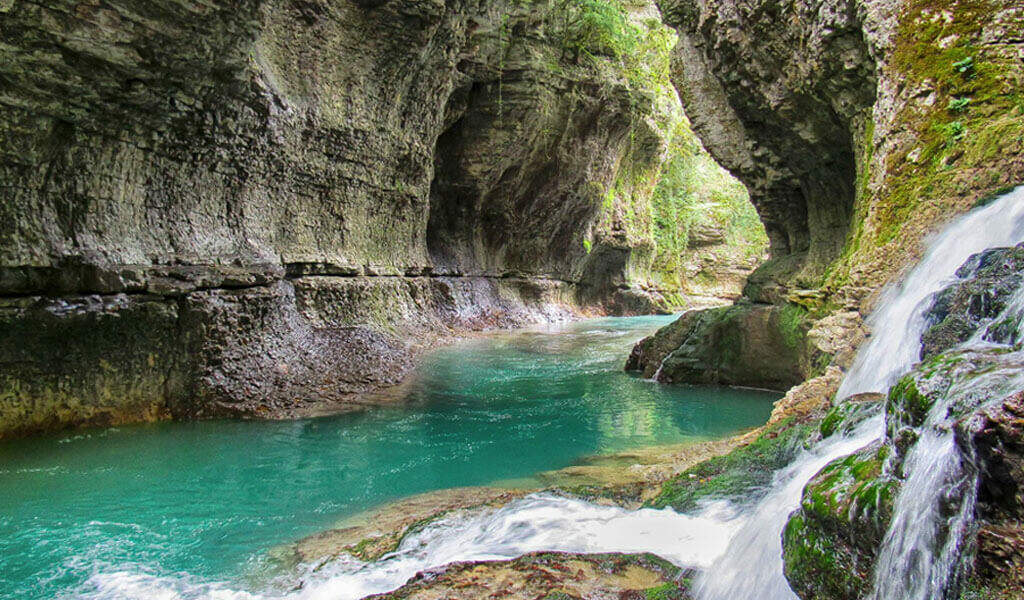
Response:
[0,0,750,436]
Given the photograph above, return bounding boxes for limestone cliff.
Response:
[629,0,1024,387]
[0,0,761,437]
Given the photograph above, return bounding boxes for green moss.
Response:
[886,374,933,428]
[820,397,883,438]
[824,0,1024,292]
[783,443,898,600]
[646,417,815,511]
[644,582,687,600]
[777,303,809,350]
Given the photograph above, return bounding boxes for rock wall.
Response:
[658,0,1024,303]
[631,0,1024,389]
[0,0,757,437]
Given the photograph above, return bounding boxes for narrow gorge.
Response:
[1,0,1023,599]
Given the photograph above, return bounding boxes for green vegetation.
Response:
[820,397,882,438]
[556,0,764,305]
[559,0,641,61]
[649,118,766,294]
[782,444,896,600]
[777,303,809,350]
[647,417,815,512]
[948,97,971,113]
[644,582,688,600]
[824,0,1024,292]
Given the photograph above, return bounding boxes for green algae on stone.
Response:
[782,443,897,600]
[820,394,883,439]
[646,417,816,512]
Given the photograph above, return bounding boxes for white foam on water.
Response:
[73,188,1024,600]
[76,494,742,600]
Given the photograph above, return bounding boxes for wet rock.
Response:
[783,442,896,600]
[361,552,691,600]
[962,391,1024,591]
[920,243,1024,359]
[818,392,884,438]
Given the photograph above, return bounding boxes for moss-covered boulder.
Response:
[782,442,897,600]
[625,301,814,390]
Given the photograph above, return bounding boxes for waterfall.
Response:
[867,359,1024,600]
[837,189,1024,399]
[76,495,745,600]
[694,187,1024,600]
[691,416,882,600]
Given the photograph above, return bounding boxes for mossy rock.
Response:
[782,443,897,600]
[629,301,814,390]
[820,393,884,439]
[646,417,816,512]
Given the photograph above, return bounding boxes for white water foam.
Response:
[837,188,1024,399]
[76,188,1024,600]
[76,495,743,600]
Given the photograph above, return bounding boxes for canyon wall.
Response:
[0,0,767,437]
[631,0,1024,388]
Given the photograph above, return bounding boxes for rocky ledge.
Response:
[0,0,767,438]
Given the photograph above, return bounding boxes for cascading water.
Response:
[64,189,1024,600]
[693,188,1024,600]
[75,495,744,600]
[867,356,1024,600]
[691,415,882,600]
[837,188,1024,398]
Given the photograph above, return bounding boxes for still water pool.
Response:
[0,315,778,599]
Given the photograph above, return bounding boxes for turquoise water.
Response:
[0,316,778,599]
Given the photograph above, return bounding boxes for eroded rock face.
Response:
[659,0,878,292]
[637,0,1024,414]
[625,302,814,389]
[0,0,699,437]
[659,0,1024,303]
[966,391,1024,593]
